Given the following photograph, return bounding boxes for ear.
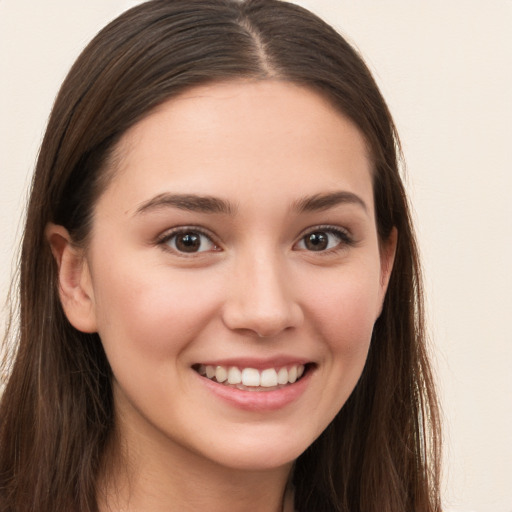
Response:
[377,227,398,312]
[46,223,97,333]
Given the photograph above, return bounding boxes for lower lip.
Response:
[196,369,313,412]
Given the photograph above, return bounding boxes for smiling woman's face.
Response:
[65,80,394,472]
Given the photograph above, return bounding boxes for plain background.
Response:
[0,1,511,511]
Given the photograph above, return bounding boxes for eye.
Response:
[295,227,352,252]
[161,229,218,254]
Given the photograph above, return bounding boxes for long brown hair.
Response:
[0,1,441,510]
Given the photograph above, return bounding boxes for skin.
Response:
[49,80,396,512]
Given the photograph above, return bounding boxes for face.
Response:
[70,81,394,472]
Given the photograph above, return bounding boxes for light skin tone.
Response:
[48,80,396,512]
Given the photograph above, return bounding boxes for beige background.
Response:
[1,1,511,511]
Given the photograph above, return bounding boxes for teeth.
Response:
[215,366,227,383]
[198,364,306,388]
[277,367,289,385]
[242,368,260,386]
[206,365,215,379]
[227,366,242,384]
[260,368,278,387]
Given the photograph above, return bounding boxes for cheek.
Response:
[292,268,382,433]
[304,267,382,353]
[90,257,221,359]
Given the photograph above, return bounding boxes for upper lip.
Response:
[193,356,312,370]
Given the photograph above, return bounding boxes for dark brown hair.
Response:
[0,1,441,511]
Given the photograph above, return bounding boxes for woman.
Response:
[0,1,441,511]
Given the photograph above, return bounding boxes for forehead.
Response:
[100,80,374,216]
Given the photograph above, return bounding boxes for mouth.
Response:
[192,363,313,392]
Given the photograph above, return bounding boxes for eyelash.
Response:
[156,227,220,256]
[156,224,354,256]
[294,225,355,254]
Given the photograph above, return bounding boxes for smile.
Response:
[194,363,307,391]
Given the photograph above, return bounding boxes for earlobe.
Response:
[46,223,97,333]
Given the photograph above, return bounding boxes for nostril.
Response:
[222,303,304,339]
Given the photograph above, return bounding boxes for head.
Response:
[1,1,440,511]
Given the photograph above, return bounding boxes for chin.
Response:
[195,427,315,472]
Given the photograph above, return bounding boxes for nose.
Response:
[221,251,303,338]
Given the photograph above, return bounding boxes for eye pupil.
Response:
[305,232,328,251]
[176,233,201,252]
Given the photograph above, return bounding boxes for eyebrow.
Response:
[135,193,237,216]
[134,190,367,217]
[293,191,368,214]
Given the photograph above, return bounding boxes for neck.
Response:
[98,419,293,512]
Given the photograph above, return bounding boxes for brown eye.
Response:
[165,231,217,253]
[304,232,329,251]
[296,228,350,252]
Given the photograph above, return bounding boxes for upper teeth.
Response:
[198,364,305,387]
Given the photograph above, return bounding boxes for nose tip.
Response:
[245,305,302,338]
[223,299,303,338]
[221,261,303,338]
